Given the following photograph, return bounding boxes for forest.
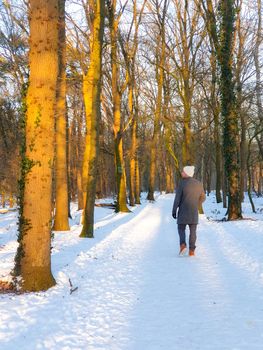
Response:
[0,0,262,293]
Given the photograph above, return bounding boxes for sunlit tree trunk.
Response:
[53,0,69,231]
[9,195,14,208]
[81,71,92,213]
[135,118,141,205]
[128,67,140,207]
[80,0,105,237]
[80,2,102,217]
[66,109,72,219]
[114,107,129,212]
[14,0,58,291]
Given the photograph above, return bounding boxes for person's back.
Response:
[172,166,205,256]
[177,177,205,225]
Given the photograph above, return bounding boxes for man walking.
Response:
[172,166,206,256]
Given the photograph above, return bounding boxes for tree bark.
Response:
[129,84,136,206]
[53,0,70,231]
[109,0,130,212]
[255,0,263,158]
[80,0,105,237]
[202,0,242,218]
[147,3,166,200]
[81,72,92,213]
[235,3,246,203]
[182,81,194,165]
[77,107,84,210]
[135,155,141,204]
[210,43,222,203]
[14,0,58,291]
[247,138,256,213]
[219,0,242,219]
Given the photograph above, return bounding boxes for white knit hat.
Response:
[183,166,195,177]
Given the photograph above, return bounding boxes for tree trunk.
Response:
[222,161,227,209]
[1,191,6,208]
[247,138,256,212]
[258,162,263,196]
[219,0,242,220]
[255,0,263,157]
[182,85,194,165]
[210,44,222,203]
[109,0,130,213]
[77,109,84,210]
[14,0,58,291]
[69,121,77,203]
[81,74,92,213]
[162,73,175,194]
[206,159,211,195]
[129,84,136,206]
[53,0,69,231]
[80,0,105,238]
[135,157,141,204]
[125,0,142,207]
[235,6,246,203]
[240,110,246,202]
[147,26,165,201]
[134,91,141,205]
[215,116,222,203]
[203,0,241,218]
[166,161,174,193]
[114,132,129,212]
[9,195,14,208]
[66,109,72,219]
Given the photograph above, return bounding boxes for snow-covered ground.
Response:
[0,192,263,350]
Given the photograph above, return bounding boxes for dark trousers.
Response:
[178,224,197,251]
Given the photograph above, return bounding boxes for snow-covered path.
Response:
[1,194,263,349]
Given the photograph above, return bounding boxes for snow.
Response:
[0,193,263,349]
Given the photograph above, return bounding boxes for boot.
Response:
[179,243,187,256]
[189,249,195,257]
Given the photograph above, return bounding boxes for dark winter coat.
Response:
[172,178,206,224]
